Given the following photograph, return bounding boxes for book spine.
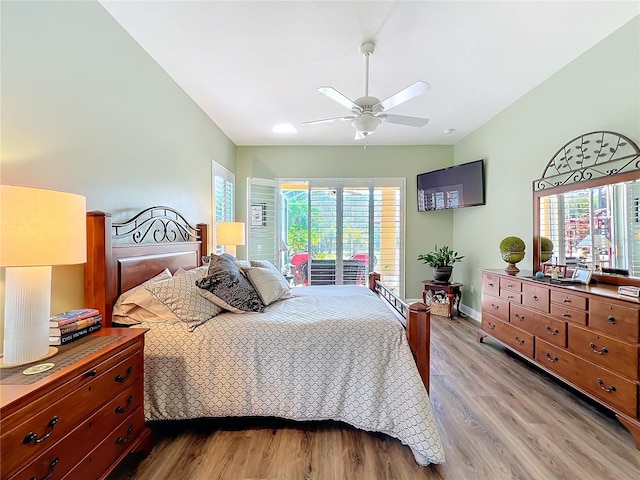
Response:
[51,324,102,345]
[49,309,100,326]
[51,315,102,335]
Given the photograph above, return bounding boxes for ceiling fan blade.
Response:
[377,81,431,111]
[302,116,354,126]
[380,114,430,127]
[318,86,361,111]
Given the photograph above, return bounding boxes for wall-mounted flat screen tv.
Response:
[417,159,485,212]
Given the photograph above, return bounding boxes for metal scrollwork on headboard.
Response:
[534,131,640,191]
[112,206,201,243]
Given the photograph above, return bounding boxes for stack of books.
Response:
[49,308,102,346]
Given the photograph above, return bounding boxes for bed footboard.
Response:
[368,273,431,393]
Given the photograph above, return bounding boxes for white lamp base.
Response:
[3,266,54,365]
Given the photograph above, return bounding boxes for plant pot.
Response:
[432,266,453,284]
[540,251,553,263]
[501,251,525,273]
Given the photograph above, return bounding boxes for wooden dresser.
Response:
[0,328,152,480]
[478,269,640,449]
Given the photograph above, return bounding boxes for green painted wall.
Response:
[0,1,236,349]
[236,145,454,298]
[453,15,640,314]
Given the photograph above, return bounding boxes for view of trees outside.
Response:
[280,182,402,292]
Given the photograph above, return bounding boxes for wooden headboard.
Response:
[84,207,208,327]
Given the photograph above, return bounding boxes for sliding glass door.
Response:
[278,179,404,295]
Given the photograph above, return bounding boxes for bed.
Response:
[84,207,445,466]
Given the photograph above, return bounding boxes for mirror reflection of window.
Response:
[539,180,640,276]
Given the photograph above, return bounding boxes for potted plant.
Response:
[540,236,554,263]
[418,245,464,284]
[499,236,526,273]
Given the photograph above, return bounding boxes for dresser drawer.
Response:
[61,407,146,480]
[511,303,566,348]
[536,339,637,417]
[568,325,638,380]
[522,283,550,313]
[483,273,500,296]
[589,300,639,343]
[500,278,522,293]
[482,314,533,359]
[550,289,587,310]
[550,303,587,326]
[9,384,142,480]
[500,289,522,303]
[482,294,510,322]
[1,346,142,477]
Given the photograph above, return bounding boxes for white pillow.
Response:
[112,268,173,325]
[243,266,294,306]
[146,267,222,330]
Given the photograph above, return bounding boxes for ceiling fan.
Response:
[303,42,430,140]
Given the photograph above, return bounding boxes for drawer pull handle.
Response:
[488,282,494,287]
[562,312,570,318]
[116,424,134,444]
[23,416,59,445]
[545,325,559,335]
[589,342,608,355]
[562,298,571,303]
[84,369,97,377]
[115,395,134,414]
[532,295,539,301]
[28,456,59,480]
[507,284,514,288]
[491,304,499,310]
[507,295,514,299]
[514,313,524,321]
[487,322,496,330]
[115,366,133,383]
[607,315,616,325]
[544,352,558,362]
[514,336,525,345]
[596,378,616,393]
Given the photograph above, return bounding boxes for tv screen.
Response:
[417,159,485,211]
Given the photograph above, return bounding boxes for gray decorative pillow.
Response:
[146,267,222,330]
[243,266,294,306]
[196,254,264,313]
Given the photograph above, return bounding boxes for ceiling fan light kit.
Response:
[303,42,430,140]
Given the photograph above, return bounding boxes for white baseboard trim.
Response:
[460,304,481,323]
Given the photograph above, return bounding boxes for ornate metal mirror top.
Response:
[533,131,640,285]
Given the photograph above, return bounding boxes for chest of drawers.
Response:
[0,328,152,480]
[478,269,640,450]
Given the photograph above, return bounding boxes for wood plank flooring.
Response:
[108,315,640,480]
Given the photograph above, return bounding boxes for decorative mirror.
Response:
[533,131,640,286]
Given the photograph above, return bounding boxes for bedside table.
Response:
[0,328,152,480]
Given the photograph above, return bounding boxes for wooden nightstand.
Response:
[0,328,152,480]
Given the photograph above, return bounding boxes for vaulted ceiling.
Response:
[100,1,639,146]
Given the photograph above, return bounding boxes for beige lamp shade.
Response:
[217,221,246,246]
[0,185,86,366]
[0,185,87,267]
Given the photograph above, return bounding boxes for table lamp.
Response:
[0,185,86,366]
[217,221,245,257]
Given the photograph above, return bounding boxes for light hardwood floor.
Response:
[108,315,640,480]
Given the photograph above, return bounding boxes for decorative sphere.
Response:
[499,236,526,253]
[540,236,554,262]
[535,271,545,279]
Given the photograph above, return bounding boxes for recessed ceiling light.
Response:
[443,128,455,135]
[272,123,298,134]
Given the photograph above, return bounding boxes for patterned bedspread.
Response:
[136,285,445,465]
